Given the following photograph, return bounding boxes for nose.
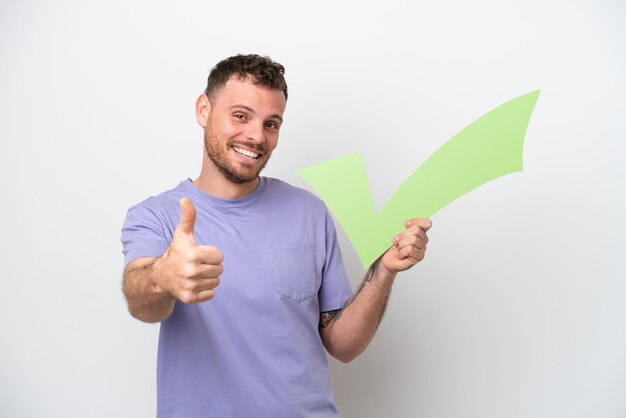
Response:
[245,122,265,145]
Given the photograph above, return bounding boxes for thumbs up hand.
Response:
[153,198,223,304]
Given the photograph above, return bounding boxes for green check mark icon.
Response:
[298,90,540,268]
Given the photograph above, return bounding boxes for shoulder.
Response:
[263,177,327,211]
[125,180,188,224]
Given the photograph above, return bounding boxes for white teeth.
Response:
[232,146,260,159]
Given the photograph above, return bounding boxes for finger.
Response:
[192,277,221,292]
[195,245,224,265]
[177,198,197,237]
[399,244,424,262]
[178,288,217,304]
[405,218,432,232]
[180,276,220,295]
[397,234,427,251]
[392,226,428,246]
[195,288,217,303]
[193,263,224,279]
[407,225,429,244]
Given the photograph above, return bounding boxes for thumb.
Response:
[177,197,197,238]
[405,218,432,232]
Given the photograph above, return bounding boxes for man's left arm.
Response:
[319,218,432,363]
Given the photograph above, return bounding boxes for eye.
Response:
[233,113,246,121]
[265,121,279,130]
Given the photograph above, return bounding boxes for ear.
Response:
[195,94,211,128]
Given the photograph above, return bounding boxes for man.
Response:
[121,54,431,417]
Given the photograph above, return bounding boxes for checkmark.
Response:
[298,90,540,268]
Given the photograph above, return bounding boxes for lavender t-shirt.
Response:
[121,177,353,417]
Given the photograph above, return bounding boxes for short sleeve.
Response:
[318,209,354,312]
[120,203,174,271]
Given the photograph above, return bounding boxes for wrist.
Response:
[150,257,173,299]
[370,256,397,284]
[374,263,397,283]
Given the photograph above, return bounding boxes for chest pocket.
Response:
[272,242,320,303]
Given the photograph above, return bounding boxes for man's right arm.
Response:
[122,198,223,323]
[123,257,176,323]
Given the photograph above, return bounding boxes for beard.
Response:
[203,119,270,185]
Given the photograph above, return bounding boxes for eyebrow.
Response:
[230,105,283,123]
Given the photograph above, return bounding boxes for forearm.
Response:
[123,258,176,323]
[321,259,397,363]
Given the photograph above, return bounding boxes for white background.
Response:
[1,0,625,417]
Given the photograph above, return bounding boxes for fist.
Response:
[381,218,432,273]
[154,198,223,304]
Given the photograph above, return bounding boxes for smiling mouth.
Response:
[232,146,261,159]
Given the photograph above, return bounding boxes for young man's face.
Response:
[199,76,286,185]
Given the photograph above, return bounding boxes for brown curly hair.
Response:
[204,54,288,102]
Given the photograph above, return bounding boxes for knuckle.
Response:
[419,218,432,230]
[184,250,197,263]
[182,263,196,278]
[214,265,224,276]
[212,248,224,264]
[181,278,195,291]
[200,245,224,264]
[179,290,195,304]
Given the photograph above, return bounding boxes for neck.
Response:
[193,154,260,200]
